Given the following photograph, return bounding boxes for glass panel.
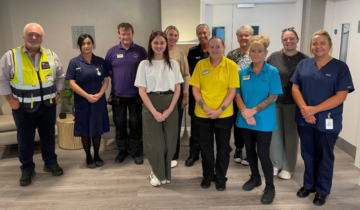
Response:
[251,26,260,35]
[339,23,350,62]
[212,26,225,54]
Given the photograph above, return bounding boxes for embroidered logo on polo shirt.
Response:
[326,74,331,76]
[348,86,352,88]
[133,54,138,58]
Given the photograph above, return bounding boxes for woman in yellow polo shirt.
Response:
[189,36,240,191]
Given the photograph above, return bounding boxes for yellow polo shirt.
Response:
[189,55,240,118]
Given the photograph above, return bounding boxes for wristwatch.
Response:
[56,92,61,96]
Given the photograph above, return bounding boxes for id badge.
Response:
[202,69,209,75]
[326,113,333,130]
[45,75,54,82]
[243,75,250,80]
[117,54,124,58]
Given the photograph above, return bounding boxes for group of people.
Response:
[0,22,354,207]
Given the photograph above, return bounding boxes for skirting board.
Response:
[336,136,356,158]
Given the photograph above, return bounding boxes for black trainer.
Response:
[233,148,242,163]
[261,185,276,204]
[200,179,211,189]
[243,174,262,191]
[313,193,327,206]
[20,171,36,186]
[115,150,128,163]
[44,164,63,176]
[132,153,144,165]
[297,187,316,198]
[216,181,226,191]
[185,154,199,167]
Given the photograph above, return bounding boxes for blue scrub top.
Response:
[290,58,354,133]
[236,61,283,132]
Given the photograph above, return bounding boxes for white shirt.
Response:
[134,59,183,92]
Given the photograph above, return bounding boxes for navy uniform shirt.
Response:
[290,58,354,133]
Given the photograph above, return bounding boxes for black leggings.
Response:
[240,128,274,187]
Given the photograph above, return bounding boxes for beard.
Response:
[27,40,40,48]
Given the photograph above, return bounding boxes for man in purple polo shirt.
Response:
[105,22,147,165]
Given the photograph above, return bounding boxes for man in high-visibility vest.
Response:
[0,23,65,186]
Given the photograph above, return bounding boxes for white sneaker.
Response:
[161,179,171,184]
[278,170,293,180]
[273,167,279,176]
[171,160,177,168]
[150,172,161,187]
[241,158,249,166]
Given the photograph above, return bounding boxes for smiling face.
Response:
[196,26,210,45]
[23,24,43,50]
[208,38,225,60]
[249,43,268,65]
[151,35,167,57]
[282,31,298,52]
[166,29,179,48]
[118,28,134,47]
[80,38,94,55]
[311,35,332,58]
[237,30,251,49]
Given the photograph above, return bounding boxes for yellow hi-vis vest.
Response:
[10,46,57,112]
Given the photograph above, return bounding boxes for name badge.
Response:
[117,54,124,58]
[202,69,209,75]
[196,56,201,59]
[45,75,54,82]
[326,113,333,130]
[41,62,50,69]
[75,67,81,71]
[243,75,250,80]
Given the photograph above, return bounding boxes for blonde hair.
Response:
[164,25,179,36]
[310,29,332,52]
[250,35,270,51]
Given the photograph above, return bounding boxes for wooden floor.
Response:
[0,136,359,210]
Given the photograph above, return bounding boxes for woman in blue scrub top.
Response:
[65,34,110,168]
[291,30,354,206]
[235,35,282,205]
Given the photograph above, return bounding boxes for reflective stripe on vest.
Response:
[10,46,57,109]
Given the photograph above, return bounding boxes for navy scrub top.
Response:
[290,58,354,133]
[66,54,110,137]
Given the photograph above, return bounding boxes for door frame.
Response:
[200,0,304,46]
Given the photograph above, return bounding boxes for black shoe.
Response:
[216,181,226,191]
[19,171,36,186]
[44,164,63,176]
[132,153,144,165]
[297,187,316,198]
[243,174,262,191]
[201,179,211,189]
[87,162,96,169]
[261,185,276,204]
[313,193,327,206]
[185,155,199,167]
[95,160,104,167]
[233,148,242,163]
[115,150,128,163]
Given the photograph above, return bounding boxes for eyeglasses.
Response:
[281,27,295,33]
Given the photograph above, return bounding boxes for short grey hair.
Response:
[23,23,45,37]
[196,23,210,34]
[236,24,253,36]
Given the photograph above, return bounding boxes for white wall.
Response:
[0,0,161,71]
[324,0,360,150]
[161,0,200,42]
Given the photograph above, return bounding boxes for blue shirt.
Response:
[290,58,354,133]
[105,42,147,98]
[236,62,283,132]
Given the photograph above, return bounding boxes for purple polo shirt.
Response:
[105,42,147,97]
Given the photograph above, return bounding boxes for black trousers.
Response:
[240,128,273,186]
[188,87,201,156]
[196,116,233,182]
[172,85,184,160]
[111,95,142,155]
[12,104,58,172]
[233,101,244,150]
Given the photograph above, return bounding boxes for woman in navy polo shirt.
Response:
[291,30,354,206]
[235,35,282,204]
[66,34,110,168]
